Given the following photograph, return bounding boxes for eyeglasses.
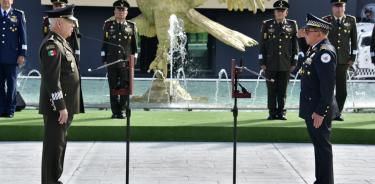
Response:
[305,29,320,34]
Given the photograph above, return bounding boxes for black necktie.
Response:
[3,11,7,17]
[336,18,341,26]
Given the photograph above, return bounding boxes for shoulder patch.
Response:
[320,44,335,53]
[321,53,332,63]
[46,44,56,50]
[47,49,57,57]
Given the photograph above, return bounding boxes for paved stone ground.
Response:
[0,142,374,184]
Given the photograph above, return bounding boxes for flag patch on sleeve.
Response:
[48,49,57,57]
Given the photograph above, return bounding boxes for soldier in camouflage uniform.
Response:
[101,0,137,119]
[322,0,357,121]
[39,5,83,184]
[259,0,298,120]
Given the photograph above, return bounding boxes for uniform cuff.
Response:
[51,91,66,111]
[315,104,330,117]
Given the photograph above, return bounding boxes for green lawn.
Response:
[0,110,374,144]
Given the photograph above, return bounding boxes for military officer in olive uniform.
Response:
[0,0,27,118]
[101,0,137,119]
[42,0,84,114]
[259,0,298,120]
[322,0,357,121]
[371,25,375,64]
[39,5,83,184]
[300,14,337,184]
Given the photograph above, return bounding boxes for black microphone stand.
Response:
[81,33,132,184]
[231,59,251,184]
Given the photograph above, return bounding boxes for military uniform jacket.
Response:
[101,18,137,65]
[323,15,357,65]
[43,16,81,62]
[299,39,337,120]
[0,7,27,64]
[39,32,83,115]
[371,25,375,64]
[259,19,298,71]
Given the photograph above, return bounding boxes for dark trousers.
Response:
[335,65,348,113]
[265,71,290,116]
[42,112,73,184]
[0,64,17,115]
[108,67,129,115]
[305,117,334,184]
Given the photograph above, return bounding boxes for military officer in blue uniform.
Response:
[259,0,299,120]
[299,14,337,184]
[0,0,27,118]
[39,5,82,184]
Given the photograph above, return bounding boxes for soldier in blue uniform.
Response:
[0,0,27,118]
[299,14,337,184]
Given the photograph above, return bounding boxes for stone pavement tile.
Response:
[1,142,375,184]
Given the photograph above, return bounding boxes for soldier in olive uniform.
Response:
[101,0,137,119]
[300,14,337,184]
[42,0,84,114]
[43,0,81,63]
[371,25,375,64]
[39,5,83,184]
[322,0,357,121]
[259,0,298,120]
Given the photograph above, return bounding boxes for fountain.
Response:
[19,69,41,94]
[251,69,264,105]
[132,14,206,104]
[215,69,231,104]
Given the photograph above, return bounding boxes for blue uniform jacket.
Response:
[299,39,337,120]
[0,7,27,64]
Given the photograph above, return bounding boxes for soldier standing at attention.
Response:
[43,0,81,61]
[322,0,357,121]
[259,0,298,120]
[0,0,27,118]
[101,0,137,119]
[39,5,83,184]
[42,0,84,114]
[300,13,336,184]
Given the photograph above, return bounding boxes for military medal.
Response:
[344,22,350,27]
[10,16,17,23]
[125,27,132,33]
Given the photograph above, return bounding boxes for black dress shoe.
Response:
[267,115,276,120]
[117,113,125,119]
[278,115,287,120]
[111,114,117,119]
[333,116,344,121]
[2,113,13,118]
